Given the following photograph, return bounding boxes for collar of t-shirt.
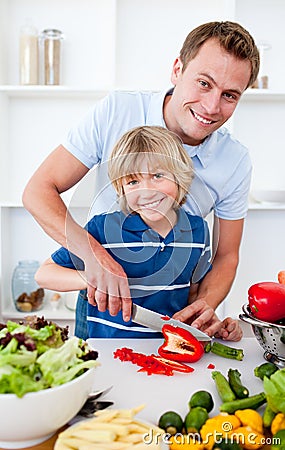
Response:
[121,208,201,234]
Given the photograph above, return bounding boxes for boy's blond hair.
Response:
[108,126,194,212]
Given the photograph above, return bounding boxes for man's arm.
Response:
[194,216,243,309]
[173,217,244,337]
[22,145,132,320]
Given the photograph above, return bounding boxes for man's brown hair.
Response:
[180,21,260,88]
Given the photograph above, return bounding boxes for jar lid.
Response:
[40,29,64,40]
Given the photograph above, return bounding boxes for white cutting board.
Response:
[87,336,266,424]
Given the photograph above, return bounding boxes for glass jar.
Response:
[40,29,64,85]
[12,260,45,312]
[19,19,39,85]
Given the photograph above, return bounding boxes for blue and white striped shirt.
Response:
[51,209,211,338]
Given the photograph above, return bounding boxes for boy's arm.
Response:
[35,258,87,291]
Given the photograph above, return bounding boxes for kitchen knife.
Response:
[132,304,211,341]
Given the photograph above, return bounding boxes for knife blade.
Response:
[132,304,211,341]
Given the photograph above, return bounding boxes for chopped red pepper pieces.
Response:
[113,347,194,376]
[158,324,204,363]
[161,315,170,320]
[207,363,215,369]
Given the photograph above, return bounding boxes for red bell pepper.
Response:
[113,347,194,376]
[248,281,285,322]
[158,324,204,363]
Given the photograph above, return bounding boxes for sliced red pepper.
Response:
[207,363,215,369]
[158,324,204,363]
[113,347,194,376]
[248,282,285,322]
[151,355,194,373]
[161,315,171,320]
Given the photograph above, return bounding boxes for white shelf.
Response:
[249,202,285,210]
[2,303,75,322]
[0,85,110,98]
[242,90,285,101]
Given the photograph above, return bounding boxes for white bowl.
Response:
[0,367,96,449]
[251,189,285,204]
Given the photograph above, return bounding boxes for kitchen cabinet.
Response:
[1,0,285,325]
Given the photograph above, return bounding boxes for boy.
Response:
[36,126,241,340]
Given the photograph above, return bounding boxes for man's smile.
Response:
[191,109,215,125]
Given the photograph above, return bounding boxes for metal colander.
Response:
[240,304,285,368]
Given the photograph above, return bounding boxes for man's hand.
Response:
[214,317,243,342]
[84,243,132,322]
[172,299,223,337]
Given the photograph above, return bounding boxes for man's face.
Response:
[164,38,252,146]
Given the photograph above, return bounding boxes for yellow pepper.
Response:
[230,425,265,450]
[234,409,264,434]
[271,413,285,436]
[200,414,241,450]
[170,434,204,449]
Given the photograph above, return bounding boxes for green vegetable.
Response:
[220,392,266,414]
[263,403,277,428]
[272,429,285,450]
[213,438,242,450]
[263,368,285,414]
[228,368,249,399]
[254,362,279,380]
[210,341,244,361]
[184,406,208,433]
[204,342,212,353]
[0,317,99,397]
[212,370,236,403]
[37,337,98,386]
[158,411,183,435]
[189,390,214,413]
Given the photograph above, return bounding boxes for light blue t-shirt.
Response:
[63,90,252,220]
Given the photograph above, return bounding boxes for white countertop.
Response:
[87,335,266,425]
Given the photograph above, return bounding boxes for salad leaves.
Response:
[263,368,285,413]
[0,317,99,397]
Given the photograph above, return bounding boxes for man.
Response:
[23,21,259,339]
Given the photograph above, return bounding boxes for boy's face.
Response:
[164,38,251,146]
[122,162,178,228]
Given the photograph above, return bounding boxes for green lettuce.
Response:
[37,337,99,386]
[0,318,99,397]
[0,338,37,367]
[263,368,285,413]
